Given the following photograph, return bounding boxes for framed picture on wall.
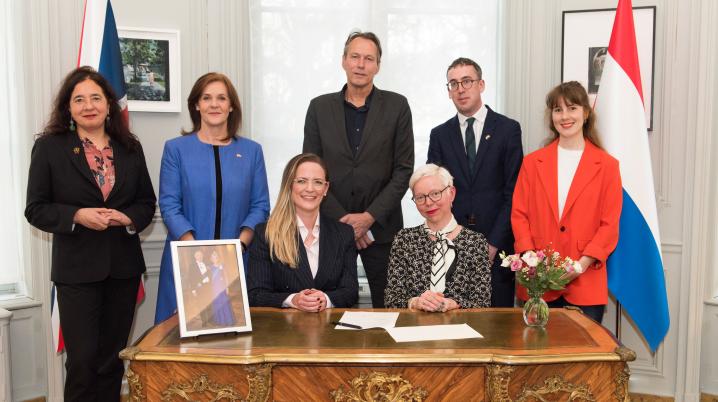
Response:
[118,27,181,113]
[561,7,656,130]
[171,239,252,337]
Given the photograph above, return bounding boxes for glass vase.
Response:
[523,293,549,327]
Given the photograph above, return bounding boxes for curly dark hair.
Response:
[39,66,139,150]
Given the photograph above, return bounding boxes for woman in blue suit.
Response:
[154,72,270,324]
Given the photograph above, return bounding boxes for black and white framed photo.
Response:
[171,239,252,337]
[562,7,656,130]
[118,27,181,112]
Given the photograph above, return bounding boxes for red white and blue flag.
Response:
[51,0,144,353]
[594,0,669,352]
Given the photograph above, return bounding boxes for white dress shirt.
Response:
[457,104,488,155]
[282,215,334,308]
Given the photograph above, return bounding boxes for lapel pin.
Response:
[485,134,491,140]
[73,147,80,154]
[236,153,242,158]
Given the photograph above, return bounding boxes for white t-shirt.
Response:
[557,146,584,218]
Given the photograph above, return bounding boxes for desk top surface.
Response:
[122,308,633,365]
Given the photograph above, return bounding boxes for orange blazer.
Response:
[511,140,622,305]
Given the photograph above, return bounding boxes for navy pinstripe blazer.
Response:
[247,215,359,308]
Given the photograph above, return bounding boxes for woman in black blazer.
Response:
[25,66,156,402]
[248,153,358,311]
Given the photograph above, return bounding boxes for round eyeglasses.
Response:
[293,178,328,188]
[446,78,481,91]
[412,185,450,205]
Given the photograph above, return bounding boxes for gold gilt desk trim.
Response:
[126,351,625,365]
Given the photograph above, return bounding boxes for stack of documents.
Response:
[333,311,483,342]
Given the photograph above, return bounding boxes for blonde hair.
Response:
[409,164,454,191]
[265,153,328,268]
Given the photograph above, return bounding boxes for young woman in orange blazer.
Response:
[511,81,622,323]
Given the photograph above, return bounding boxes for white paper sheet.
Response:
[333,311,399,330]
[386,324,483,342]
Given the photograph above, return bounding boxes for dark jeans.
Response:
[547,296,606,323]
[56,276,140,402]
[359,242,392,308]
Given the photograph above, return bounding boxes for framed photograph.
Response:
[118,27,181,112]
[170,239,252,337]
[562,7,656,130]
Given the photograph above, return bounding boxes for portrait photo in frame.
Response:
[170,239,252,338]
[561,7,656,130]
[118,27,181,112]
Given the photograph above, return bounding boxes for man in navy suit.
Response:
[427,57,523,307]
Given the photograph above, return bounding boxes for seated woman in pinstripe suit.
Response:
[248,153,359,312]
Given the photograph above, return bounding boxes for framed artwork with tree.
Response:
[118,28,180,112]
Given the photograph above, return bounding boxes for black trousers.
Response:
[55,276,140,402]
[547,296,606,324]
[490,257,516,307]
[359,242,392,308]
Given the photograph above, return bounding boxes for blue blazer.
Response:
[427,106,523,252]
[247,216,359,308]
[154,134,270,323]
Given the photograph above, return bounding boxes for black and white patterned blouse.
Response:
[384,225,492,308]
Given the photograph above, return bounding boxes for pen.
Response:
[331,321,362,329]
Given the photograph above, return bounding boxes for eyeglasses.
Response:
[293,177,328,188]
[446,78,481,91]
[412,186,450,205]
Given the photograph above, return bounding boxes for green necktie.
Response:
[465,117,476,171]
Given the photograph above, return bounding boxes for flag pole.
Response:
[615,300,622,342]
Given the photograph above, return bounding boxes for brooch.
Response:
[484,134,491,140]
[73,147,81,154]
[236,153,242,158]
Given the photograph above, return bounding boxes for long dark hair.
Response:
[39,66,140,150]
[543,81,602,149]
[183,72,243,140]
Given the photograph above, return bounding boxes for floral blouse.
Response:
[81,137,115,200]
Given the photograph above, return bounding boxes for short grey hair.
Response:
[409,164,454,191]
[343,30,382,63]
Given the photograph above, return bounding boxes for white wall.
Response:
[5,0,718,400]
[699,1,718,393]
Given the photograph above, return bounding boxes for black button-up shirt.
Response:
[342,85,375,157]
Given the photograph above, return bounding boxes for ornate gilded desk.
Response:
[121,308,634,401]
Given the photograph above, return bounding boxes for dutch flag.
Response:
[594,0,670,352]
[51,0,145,353]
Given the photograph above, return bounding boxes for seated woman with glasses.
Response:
[247,153,359,312]
[384,164,491,311]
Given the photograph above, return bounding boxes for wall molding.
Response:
[677,0,718,399]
